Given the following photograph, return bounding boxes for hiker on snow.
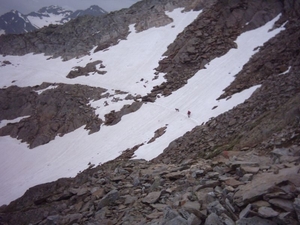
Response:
[187,111,191,118]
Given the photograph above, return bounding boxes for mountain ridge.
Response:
[0,5,107,35]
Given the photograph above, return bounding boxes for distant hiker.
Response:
[187,111,191,118]
[175,108,179,112]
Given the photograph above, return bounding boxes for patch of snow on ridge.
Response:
[0,116,30,129]
[35,84,58,94]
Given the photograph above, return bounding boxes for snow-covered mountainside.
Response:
[0,0,300,224]
[26,5,73,28]
[0,5,107,35]
[0,10,37,34]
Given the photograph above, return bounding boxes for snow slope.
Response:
[0,9,285,205]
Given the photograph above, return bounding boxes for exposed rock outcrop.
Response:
[104,101,143,125]
[0,83,106,148]
[67,60,107,78]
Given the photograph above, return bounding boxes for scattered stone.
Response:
[204,213,223,225]
[252,200,270,208]
[258,206,279,218]
[269,198,294,212]
[234,166,300,206]
[224,178,243,187]
[142,191,162,204]
[97,189,119,210]
[236,216,277,225]
[241,174,253,182]
[207,200,226,215]
[240,166,260,174]
[239,204,252,219]
[187,213,202,225]
[293,198,300,222]
[164,171,184,180]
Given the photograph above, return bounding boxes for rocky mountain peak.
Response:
[37,5,71,15]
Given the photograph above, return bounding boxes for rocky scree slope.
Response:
[0,148,300,224]
[1,0,300,224]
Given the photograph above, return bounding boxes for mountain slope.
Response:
[0,10,37,34]
[0,8,204,205]
[26,5,73,28]
[0,0,300,224]
[0,5,107,35]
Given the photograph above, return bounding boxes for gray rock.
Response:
[204,213,223,225]
[162,207,180,222]
[224,178,243,187]
[150,203,168,212]
[97,189,119,210]
[293,198,300,222]
[239,204,252,219]
[124,195,138,205]
[269,198,294,212]
[182,200,201,211]
[241,173,253,182]
[225,198,235,213]
[62,213,83,224]
[142,191,162,204]
[91,188,105,199]
[207,200,226,215]
[164,171,184,180]
[234,166,300,206]
[240,166,260,174]
[46,215,61,223]
[192,170,205,178]
[236,216,277,225]
[258,206,279,218]
[164,216,188,225]
[221,213,235,225]
[187,213,202,225]
[77,187,89,196]
[133,176,140,186]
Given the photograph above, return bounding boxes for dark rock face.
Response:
[67,60,107,78]
[104,102,143,125]
[0,83,106,148]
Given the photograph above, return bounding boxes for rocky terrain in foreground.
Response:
[0,0,300,224]
[0,145,299,224]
